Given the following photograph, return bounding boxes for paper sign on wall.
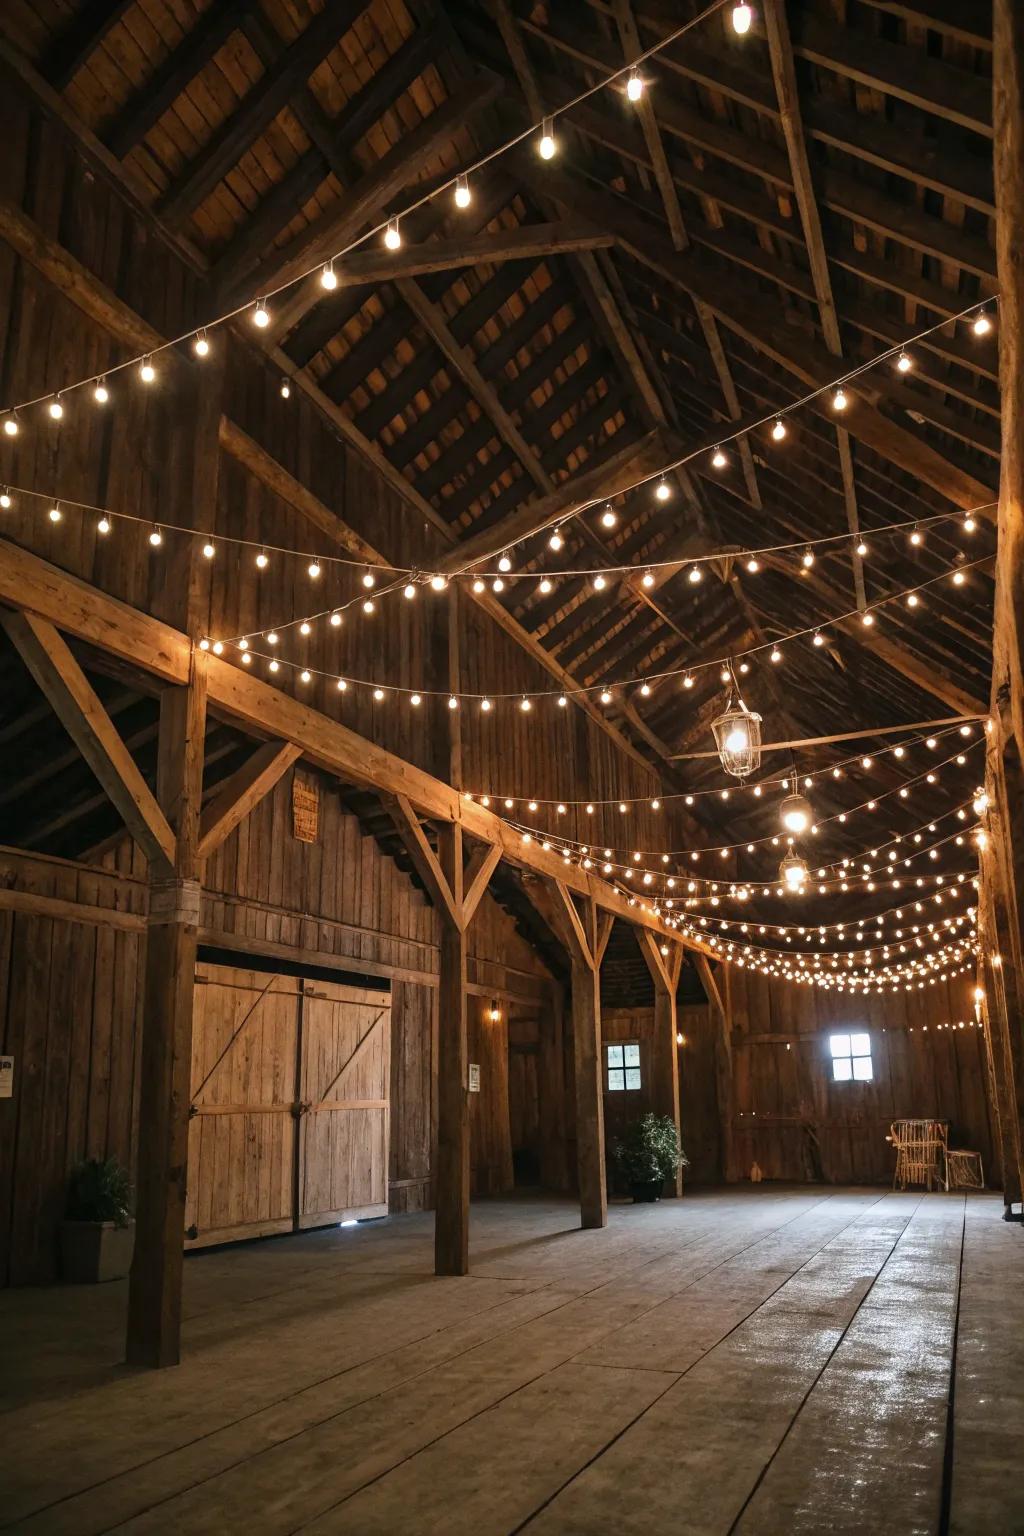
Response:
[468,1063,481,1093]
[0,1056,12,1098]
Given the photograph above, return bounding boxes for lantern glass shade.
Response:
[780,849,809,891]
[712,699,762,778]
[780,792,813,834]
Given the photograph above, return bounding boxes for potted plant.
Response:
[613,1113,688,1202]
[60,1157,135,1283]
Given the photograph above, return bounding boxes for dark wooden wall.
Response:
[727,966,996,1186]
[0,765,562,1283]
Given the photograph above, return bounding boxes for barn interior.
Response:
[0,0,1022,1531]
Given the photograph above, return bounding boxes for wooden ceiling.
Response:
[0,0,999,870]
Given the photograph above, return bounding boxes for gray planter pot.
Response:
[60,1220,135,1283]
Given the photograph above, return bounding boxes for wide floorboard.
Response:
[1,1188,1021,1534]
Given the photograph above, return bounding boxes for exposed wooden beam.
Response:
[1,611,176,873]
[237,77,500,306]
[764,0,865,610]
[389,792,463,930]
[398,276,555,495]
[517,161,994,513]
[158,1,367,226]
[42,0,134,90]
[197,740,300,861]
[330,223,615,286]
[104,0,251,158]
[462,841,502,928]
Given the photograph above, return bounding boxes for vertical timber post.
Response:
[640,935,683,1197]
[126,648,207,1367]
[572,897,607,1229]
[435,822,469,1274]
[989,0,1024,1212]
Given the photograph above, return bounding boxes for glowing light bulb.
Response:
[252,300,270,328]
[48,396,64,420]
[770,647,782,663]
[0,490,11,509]
[498,553,512,572]
[410,693,421,707]
[626,67,643,101]
[952,569,965,585]
[732,2,752,33]
[972,310,992,337]
[149,527,162,546]
[430,573,447,591]
[711,446,727,469]
[910,528,923,546]
[593,574,607,590]
[558,695,568,708]
[520,696,531,712]
[963,515,976,532]
[549,527,564,551]
[139,357,156,383]
[320,262,337,290]
[308,560,321,579]
[896,351,912,372]
[453,175,471,208]
[3,415,19,436]
[384,219,401,250]
[94,380,109,404]
[655,478,671,501]
[688,565,702,583]
[600,505,617,528]
[725,727,749,754]
[472,577,485,593]
[746,557,760,573]
[642,570,655,588]
[202,542,215,559]
[330,611,342,627]
[600,690,612,705]
[907,592,919,607]
[832,387,848,411]
[362,571,376,589]
[492,577,505,593]
[267,631,278,646]
[48,504,62,522]
[256,550,269,569]
[771,417,786,442]
[193,331,210,357]
[802,549,815,568]
[300,622,311,636]
[363,599,375,614]
[448,695,458,710]
[280,378,291,399]
[683,674,694,688]
[480,697,492,712]
[856,540,868,556]
[812,632,825,647]
[403,583,416,600]
[373,688,385,702]
[538,118,557,159]
[538,577,553,594]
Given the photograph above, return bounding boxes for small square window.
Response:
[830,1031,872,1083]
[607,1041,642,1092]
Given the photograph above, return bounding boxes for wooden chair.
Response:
[945,1148,985,1190]
[888,1119,948,1191]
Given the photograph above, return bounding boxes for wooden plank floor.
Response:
[1,1188,1021,1534]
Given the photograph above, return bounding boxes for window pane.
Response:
[830,1034,851,1058]
[607,1045,623,1068]
[625,1068,641,1090]
[849,1032,870,1057]
[608,1069,624,1091]
[624,1043,640,1067]
[833,1057,853,1081]
[852,1056,874,1081]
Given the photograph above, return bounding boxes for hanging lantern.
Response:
[779,849,809,892]
[711,692,762,778]
[780,791,813,834]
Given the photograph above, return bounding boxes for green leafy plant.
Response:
[613,1113,688,1186]
[66,1157,133,1227]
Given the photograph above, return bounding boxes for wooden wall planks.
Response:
[726,965,996,1186]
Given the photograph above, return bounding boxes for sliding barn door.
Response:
[298,981,391,1226]
[186,965,391,1247]
[186,964,300,1247]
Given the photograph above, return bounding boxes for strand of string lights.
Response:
[206,554,994,701]
[0,0,740,429]
[0,481,988,593]
[472,720,978,818]
[524,811,983,899]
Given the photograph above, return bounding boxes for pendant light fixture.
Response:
[779,848,809,892]
[711,668,762,779]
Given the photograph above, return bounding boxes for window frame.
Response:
[606,1040,642,1093]
[828,1031,873,1083]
